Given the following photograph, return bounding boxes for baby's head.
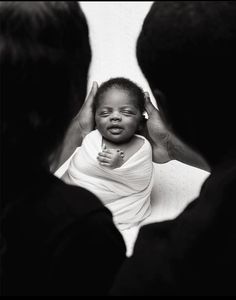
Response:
[94,78,146,144]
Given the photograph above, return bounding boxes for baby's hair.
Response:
[94,77,145,114]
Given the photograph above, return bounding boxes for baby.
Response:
[63,78,154,231]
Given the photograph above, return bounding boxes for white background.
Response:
[80,1,154,97]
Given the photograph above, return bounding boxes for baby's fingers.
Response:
[97,156,111,163]
[102,149,113,155]
[97,155,111,167]
[103,149,122,155]
[98,152,112,159]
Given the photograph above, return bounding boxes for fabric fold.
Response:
[63,130,154,230]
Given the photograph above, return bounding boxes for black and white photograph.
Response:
[1,1,236,296]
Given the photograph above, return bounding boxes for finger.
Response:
[102,144,106,151]
[144,92,157,116]
[103,149,112,155]
[104,148,120,153]
[97,156,111,163]
[98,152,112,159]
[84,81,99,107]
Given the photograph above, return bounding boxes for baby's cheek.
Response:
[127,118,141,131]
[96,119,107,131]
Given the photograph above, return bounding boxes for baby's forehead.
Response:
[98,87,138,106]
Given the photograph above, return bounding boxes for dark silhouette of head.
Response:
[137,1,236,167]
[0,2,91,280]
[1,2,91,173]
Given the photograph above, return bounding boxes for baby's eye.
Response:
[100,111,110,117]
[122,110,134,115]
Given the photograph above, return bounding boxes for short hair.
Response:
[94,77,145,114]
[137,1,236,164]
[1,2,91,164]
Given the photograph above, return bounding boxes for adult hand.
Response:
[50,82,98,173]
[74,81,98,139]
[144,92,210,171]
[144,92,172,164]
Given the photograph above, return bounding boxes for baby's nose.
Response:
[110,112,122,121]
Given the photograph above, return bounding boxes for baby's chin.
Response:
[103,132,134,145]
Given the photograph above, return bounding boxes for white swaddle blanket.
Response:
[63,130,154,230]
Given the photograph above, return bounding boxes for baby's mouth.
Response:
[107,126,124,135]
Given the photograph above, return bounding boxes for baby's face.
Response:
[95,88,142,144]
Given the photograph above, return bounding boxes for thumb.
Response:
[85,81,99,107]
[144,92,157,116]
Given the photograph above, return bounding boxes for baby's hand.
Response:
[97,148,125,169]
